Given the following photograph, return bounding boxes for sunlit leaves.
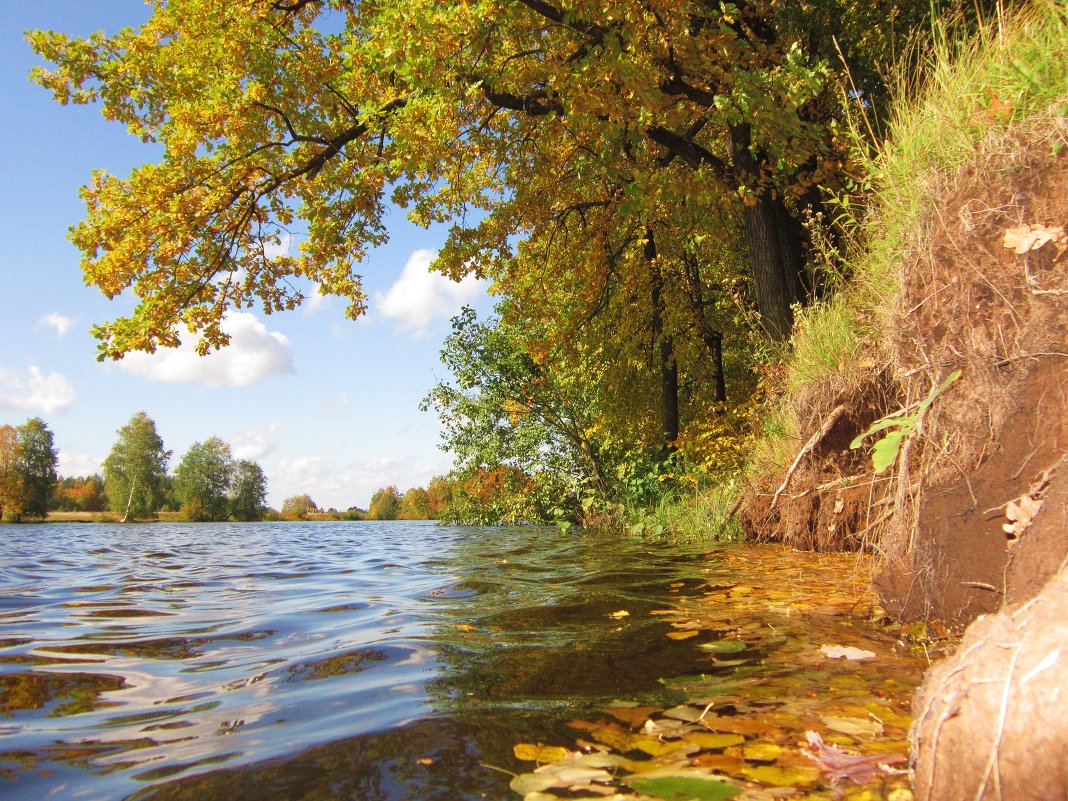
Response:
[29,0,918,361]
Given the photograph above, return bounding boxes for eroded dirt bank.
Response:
[740,135,1066,630]
[738,119,1066,799]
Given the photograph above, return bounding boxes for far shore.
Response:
[35,511,356,524]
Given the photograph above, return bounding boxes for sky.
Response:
[0,2,494,510]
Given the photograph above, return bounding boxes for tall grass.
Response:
[871,0,1067,276]
[625,477,745,545]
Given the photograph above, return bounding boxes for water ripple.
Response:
[0,521,713,800]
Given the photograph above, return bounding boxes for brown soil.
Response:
[740,129,1068,630]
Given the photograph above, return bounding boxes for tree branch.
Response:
[646,126,728,179]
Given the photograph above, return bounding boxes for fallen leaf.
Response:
[609,610,630,619]
[510,772,561,796]
[986,87,1014,121]
[803,731,907,786]
[643,717,699,739]
[661,704,709,722]
[684,732,746,750]
[739,764,822,787]
[1002,223,1068,258]
[667,630,699,640]
[627,775,743,800]
[698,640,747,654]
[602,705,663,727]
[514,743,571,763]
[737,742,782,762]
[1003,494,1044,538]
[820,645,877,660]
[820,715,884,737]
[690,753,748,773]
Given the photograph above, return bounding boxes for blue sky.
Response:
[0,2,492,510]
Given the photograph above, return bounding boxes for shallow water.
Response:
[0,521,723,800]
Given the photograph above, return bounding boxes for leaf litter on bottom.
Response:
[506,544,946,800]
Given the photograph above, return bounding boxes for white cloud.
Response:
[230,422,282,460]
[0,365,76,415]
[263,232,292,261]
[38,312,75,338]
[303,289,331,316]
[58,452,102,478]
[271,453,451,511]
[116,312,294,387]
[375,249,487,338]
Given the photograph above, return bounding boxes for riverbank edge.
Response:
[736,0,1066,629]
[726,5,1066,798]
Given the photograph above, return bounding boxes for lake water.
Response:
[0,521,725,800]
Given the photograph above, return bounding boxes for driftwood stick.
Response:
[770,404,848,511]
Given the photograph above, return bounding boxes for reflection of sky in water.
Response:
[0,521,714,800]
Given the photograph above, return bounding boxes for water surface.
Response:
[0,521,718,800]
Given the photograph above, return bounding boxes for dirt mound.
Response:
[911,563,1068,801]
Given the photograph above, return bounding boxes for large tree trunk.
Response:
[730,123,807,341]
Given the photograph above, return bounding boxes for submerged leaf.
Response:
[698,640,747,654]
[514,743,571,763]
[628,776,742,800]
[804,731,908,786]
[820,715,884,737]
[740,764,821,786]
[684,732,746,750]
[667,630,700,640]
[820,645,877,661]
[737,742,782,761]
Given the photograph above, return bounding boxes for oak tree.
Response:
[29,0,933,356]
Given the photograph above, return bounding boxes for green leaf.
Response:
[871,429,905,473]
[916,369,962,415]
[849,413,911,449]
[628,776,742,801]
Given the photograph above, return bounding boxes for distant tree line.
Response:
[339,470,535,524]
[4,411,540,525]
[0,412,269,523]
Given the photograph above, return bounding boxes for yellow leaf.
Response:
[609,610,630,619]
[667,630,699,640]
[820,715,884,737]
[685,732,746,750]
[514,743,571,763]
[740,764,821,786]
[738,742,782,761]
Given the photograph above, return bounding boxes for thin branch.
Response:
[771,404,849,511]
